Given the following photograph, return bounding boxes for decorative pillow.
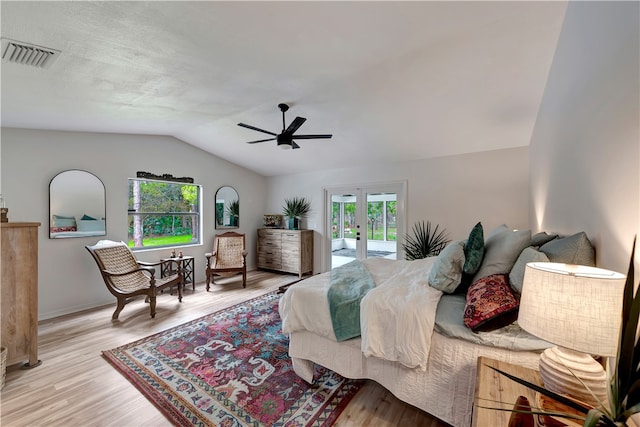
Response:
[81,214,97,220]
[463,222,484,275]
[52,214,77,228]
[428,240,466,293]
[472,225,531,282]
[530,231,558,247]
[77,219,105,232]
[50,226,77,233]
[464,274,519,332]
[508,247,550,294]
[539,231,595,266]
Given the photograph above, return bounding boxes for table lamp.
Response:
[518,262,626,408]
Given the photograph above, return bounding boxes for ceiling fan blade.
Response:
[246,137,276,144]
[291,141,301,149]
[238,123,277,136]
[291,134,333,139]
[284,116,307,135]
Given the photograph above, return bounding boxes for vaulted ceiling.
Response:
[1,1,567,176]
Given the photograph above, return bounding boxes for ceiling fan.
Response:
[238,103,332,150]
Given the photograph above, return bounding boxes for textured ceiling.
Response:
[1,1,567,176]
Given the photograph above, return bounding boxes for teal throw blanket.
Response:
[327,260,375,341]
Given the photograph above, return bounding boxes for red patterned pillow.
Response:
[463,274,519,332]
[50,226,77,233]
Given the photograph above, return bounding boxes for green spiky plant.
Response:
[225,200,239,226]
[484,237,640,427]
[402,221,450,260]
[282,197,311,230]
[282,196,311,219]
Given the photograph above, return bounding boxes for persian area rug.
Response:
[102,292,363,427]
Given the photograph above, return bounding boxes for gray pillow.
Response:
[539,231,595,266]
[52,214,77,227]
[473,225,531,282]
[428,240,466,293]
[531,232,558,247]
[509,247,550,294]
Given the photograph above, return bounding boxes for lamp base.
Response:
[538,346,608,408]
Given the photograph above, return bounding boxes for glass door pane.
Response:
[365,192,397,260]
[330,193,359,268]
[326,182,404,270]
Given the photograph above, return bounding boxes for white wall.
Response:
[1,128,268,320]
[267,146,530,272]
[529,1,640,274]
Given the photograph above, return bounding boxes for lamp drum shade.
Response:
[518,262,626,357]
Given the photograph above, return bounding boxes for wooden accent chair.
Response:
[205,232,247,290]
[86,240,183,319]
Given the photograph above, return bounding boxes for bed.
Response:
[279,226,595,427]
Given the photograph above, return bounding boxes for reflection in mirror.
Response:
[215,186,239,229]
[49,170,106,239]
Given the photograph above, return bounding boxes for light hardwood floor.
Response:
[0,271,450,427]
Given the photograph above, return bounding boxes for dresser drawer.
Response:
[281,232,301,243]
[258,229,280,238]
[258,237,281,250]
[282,258,301,271]
[258,256,282,269]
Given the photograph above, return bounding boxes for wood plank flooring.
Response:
[0,271,449,427]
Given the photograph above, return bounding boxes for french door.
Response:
[324,181,406,270]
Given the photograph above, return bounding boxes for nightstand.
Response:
[472,356,542,426]
[473,356,638,427]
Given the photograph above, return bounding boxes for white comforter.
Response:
[279,257,442,370]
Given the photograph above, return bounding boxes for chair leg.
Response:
[149,295,157,318]
[112,298,126,320]
[177,279,183,303]
[242,271,247,288]
[206,271,211,292]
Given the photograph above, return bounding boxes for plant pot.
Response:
[288,217,300,230]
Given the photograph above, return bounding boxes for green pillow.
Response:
[81,214,97,220]
[463,222,484,275]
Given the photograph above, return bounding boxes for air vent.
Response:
[1,38,61,68]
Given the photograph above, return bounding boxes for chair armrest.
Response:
[102,266,155,277]
[138,260,163,267]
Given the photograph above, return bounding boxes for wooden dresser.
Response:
[257,228,313,278]
[1,222,41,368]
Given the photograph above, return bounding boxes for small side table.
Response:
[161,256,195,291]
[473,356,542,427]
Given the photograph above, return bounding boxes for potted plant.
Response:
[484,237,639,427]
[225,200,239,227]
[282,197,311,230]
[402,220,450,260]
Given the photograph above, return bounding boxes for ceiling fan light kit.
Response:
[238,103,332,150]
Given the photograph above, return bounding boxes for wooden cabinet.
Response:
[257,229,313,278]
[1,222,41,368]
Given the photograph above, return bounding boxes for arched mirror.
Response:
[49,170,106,238]
[215,186,239,229]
